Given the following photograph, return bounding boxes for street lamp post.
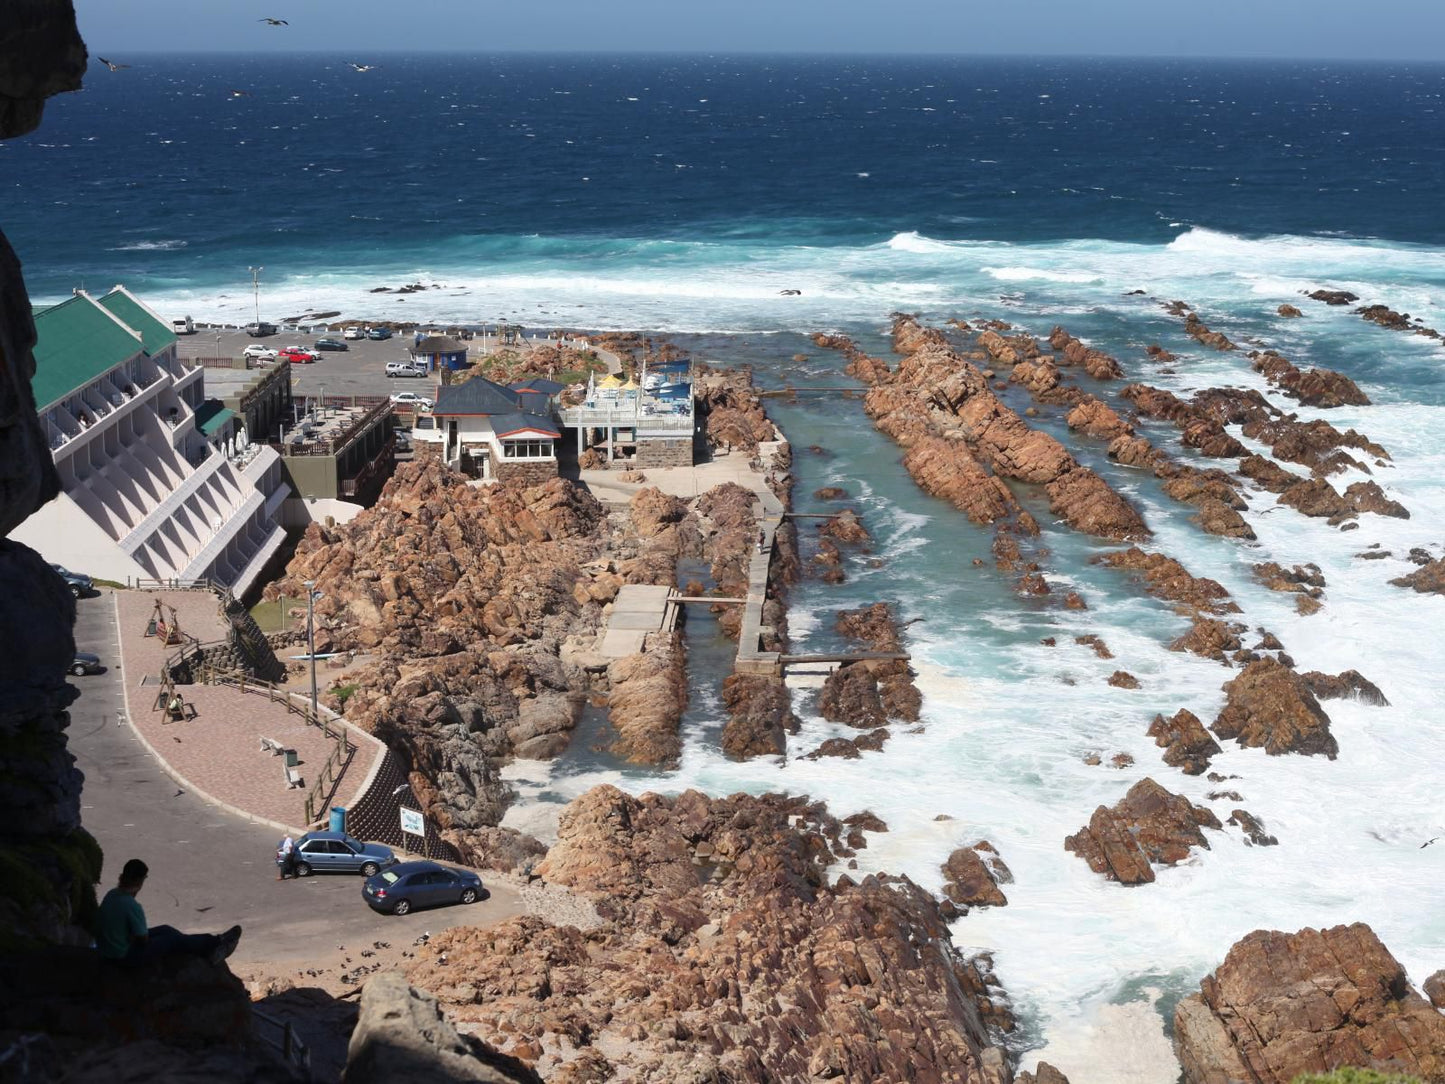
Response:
[304,579,318,720]
[318,382,326,420]
[248,265,263,325]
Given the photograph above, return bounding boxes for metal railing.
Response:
[252,1008,311,1078]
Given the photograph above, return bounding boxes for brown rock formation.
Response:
[720,674,799,759]
[1276,303,1303,318]
[421,786,1017,1082]
[820,507,870,544]
[1015,1064,1072,1084]
[1075,634,1114,659]
[1308,289,1359,306]
[1065,778,1221,885]
[1107,670,1140,689]
[1356,303,1443,340]
[695,364,781,453]
[835,603,920,722]
[1249,350,1370,408]
[818,664,887,729]
[1213,658,1338,758]
[902,437,1023,525]
[1391,554,1445,596]
[1147,709,1221,775]
[1252,560,1325,600]
[891,311,951,356]
[1299,669,1389,706]
[814,486,848,500]
[1066,397,1133,441]
[1093,547,1238,615]
[1425,970,1445,1011]
[1226,809,1278,847]
[1049,326,1123,379]
[606,631,687,766]
[1182,312,1236,351]
[940,845,1010,909]
[1173,923,1445,1084]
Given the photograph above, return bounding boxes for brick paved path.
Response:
[113,590,383,830]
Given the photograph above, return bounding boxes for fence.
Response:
[252,1008,311,1078]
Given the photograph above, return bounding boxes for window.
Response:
[502,439,554,459]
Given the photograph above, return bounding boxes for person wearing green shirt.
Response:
[96,858,242,966]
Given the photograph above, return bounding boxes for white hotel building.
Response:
[9,287,289,596]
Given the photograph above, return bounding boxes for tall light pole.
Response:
[304,579,318,720]
[248,265,263,325]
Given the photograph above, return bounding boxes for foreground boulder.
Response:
[1173,923,1445,1083]
[1065,778,1221,885]
[412,786,1015,1082]
[344,970,540,1083]
[1212,658,1338,758]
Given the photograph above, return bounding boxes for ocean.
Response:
[9,54,1445,1080]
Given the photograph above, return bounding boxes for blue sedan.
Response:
[362,860,485,916]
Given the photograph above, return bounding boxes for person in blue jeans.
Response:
[96,859,242,967]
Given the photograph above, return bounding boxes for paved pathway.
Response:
[71,592,525,969]
[114,590,382,831]
[598,584,676,658]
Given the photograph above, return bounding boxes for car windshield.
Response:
[379,870,400,885]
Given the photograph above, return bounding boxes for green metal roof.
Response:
[194,401,236,437]
[99,288,178,358]
[31,295,145,411]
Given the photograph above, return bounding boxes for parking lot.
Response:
[178,329,454,400]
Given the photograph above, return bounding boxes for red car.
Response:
[278,348,316,364]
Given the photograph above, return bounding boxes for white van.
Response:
[343,326,365,340]
[385,360,425,378]
[170,315,194,335]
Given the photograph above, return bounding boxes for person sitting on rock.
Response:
[96,859,241,967]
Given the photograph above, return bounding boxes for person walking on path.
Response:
[96,859,241,967]
[276,834,296,880]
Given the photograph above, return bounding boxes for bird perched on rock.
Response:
[259,17,289,26]
[97,57,131,71]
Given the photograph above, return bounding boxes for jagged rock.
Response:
[1066,397,1133,440]
[901,436,1022,525]
[1147,709,1221,775]
[1075,634,1114,659]
[1425,970,1445,1010]
[1249,350,1370,408]
[818,664,887,729]
[1278,476,1354,521]
[1065,778,1221,885]
[1212,658,1338,758]
[1391,554,1445,596]
[345,971,541,1083]
[1182,312,1236,351]
[1251,561,1325,600]
[1094,547,1237,614]
[1107,670,1140,689]
[1170,617,1246,662]
[813,486,848,501]
[842,810,889,833]
[1344,479,1409,519]
[820,508,870,544]
[1227,809,1278,847]
[444,787,1017,1081]
[695,366,781,452]
[1016,1064,1072,1084]
[720,673,798,759]
[1308,289,1359,306]
[440,826,547,874]
[940,845,1009,908]
[1276,304,1302,318]
[1295,668,1387,707]
[1173,923,1445,1084]
[1238,454,1301,493]
[606,631,687,766]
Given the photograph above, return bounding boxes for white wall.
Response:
[8,492,148,584]
[280,496,365,529]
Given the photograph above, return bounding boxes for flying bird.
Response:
[348,63,379,72]
[228,89,252,98]
[97,57,131,71]
[259,17,289,26]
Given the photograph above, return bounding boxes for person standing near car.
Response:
[276,834,296,880]
[96,859,241,966]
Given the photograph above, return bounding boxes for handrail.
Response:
[252,1008,311,1078]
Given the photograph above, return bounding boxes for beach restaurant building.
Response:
[411,375,562,484]
[10,287,289,596]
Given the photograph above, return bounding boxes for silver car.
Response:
[291,831,397,877]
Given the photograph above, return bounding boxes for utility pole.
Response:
[248,265,263,325]
[304,579,318,720]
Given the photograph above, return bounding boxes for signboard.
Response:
[399,807,424,837]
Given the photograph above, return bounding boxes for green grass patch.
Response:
[331,682,359,708]
[249,595,300,634]
[92,578,127,590]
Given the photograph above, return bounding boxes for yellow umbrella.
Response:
[598,373,625,389]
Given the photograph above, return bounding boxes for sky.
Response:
[72,0,1445,61]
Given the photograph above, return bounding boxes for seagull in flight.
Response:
[97,57,131,71]
[348,63,379,72]
[259,17,289,26]
[228,89,253,98]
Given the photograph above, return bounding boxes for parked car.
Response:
[243,344,278,361]
[385,360,424,378]
[50,563,93,598]
[343,326,365,340]
[314,337,348,351]
[366,326,393,340]
[278,348,315,365]
[244,321,278,337]
[389,392,433,411]
[70,651,102,676]
[290,831,397,878]
[362,860,484,916]
[170,315,194,335]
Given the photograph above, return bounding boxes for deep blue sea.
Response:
[11,55,1445,1081]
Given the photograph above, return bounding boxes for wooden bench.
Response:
[259,736,286,756]
[284,764,304,789]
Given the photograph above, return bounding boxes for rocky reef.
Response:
[405,785,1019,1083]
[1174,923,1445,1083]
[1065,778,1221,885]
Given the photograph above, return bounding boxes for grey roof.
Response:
[413,335,468,355]
[433,376,523,416]
[491,412,560,439]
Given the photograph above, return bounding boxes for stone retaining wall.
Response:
[494,460,557,486]
[636,438,693,469]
